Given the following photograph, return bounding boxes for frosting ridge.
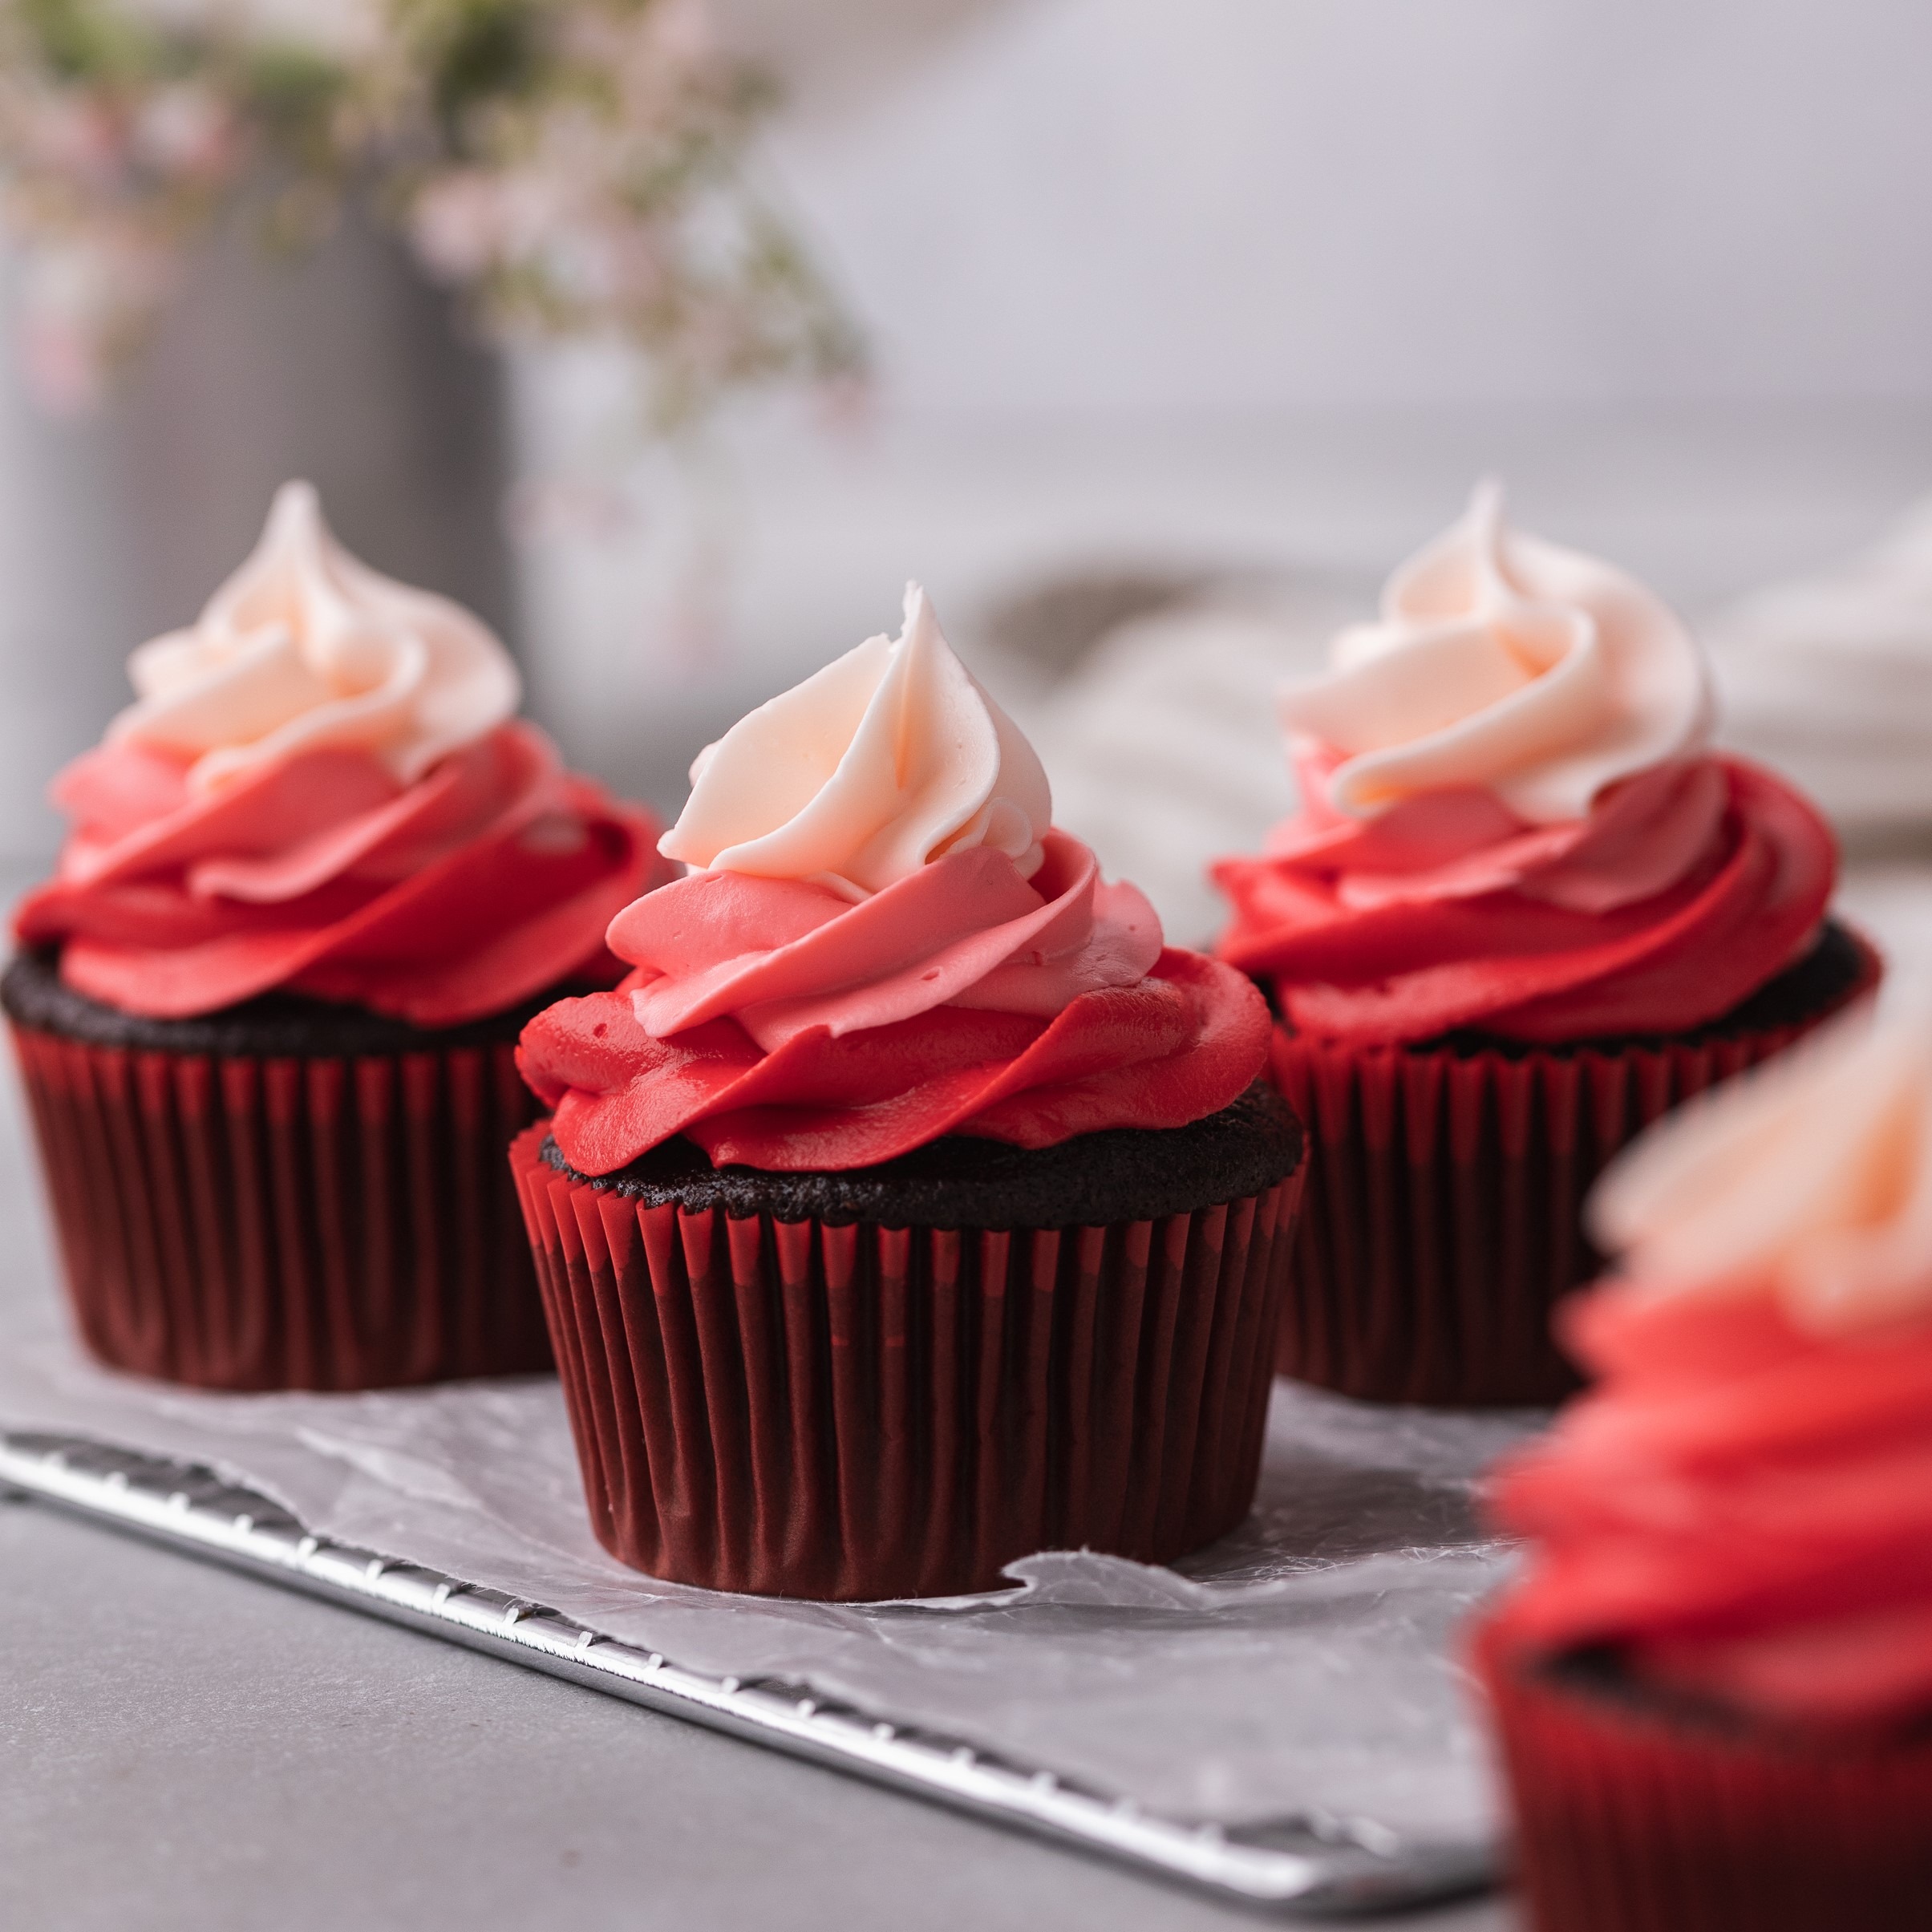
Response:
[1283,480,1709,824]
[114,481,521,792]
[660,582,1051,898]
[18,722,666,1025]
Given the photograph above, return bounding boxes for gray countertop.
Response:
[0,1496,1516,1931]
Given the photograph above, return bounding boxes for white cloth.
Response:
[1707,496,1932,838]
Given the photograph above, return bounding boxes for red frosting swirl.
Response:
[1212,753,1837,1043]
[16,721,668,1027]
[1490,1284,1932,1731]
[518,829,1270,1173]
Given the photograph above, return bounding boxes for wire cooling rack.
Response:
[0,1425,1496,1918]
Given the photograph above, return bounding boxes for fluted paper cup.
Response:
[1476,1620,1932,1932]
[512,1124,1305,1601]
[10,1023,550,1389]
[1268,930,1881,1405]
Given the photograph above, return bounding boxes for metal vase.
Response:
[0,205,513,865]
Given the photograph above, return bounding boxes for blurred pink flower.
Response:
[132,86,241,182]
[17,232,175,411]
[12,94,125,186]
[409,169,512,277]
[0,0,861,419]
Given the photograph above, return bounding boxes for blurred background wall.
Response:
[766,0,1932,413]
[5,0,1932,857]
[512,0,1932,814]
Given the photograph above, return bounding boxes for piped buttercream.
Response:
[112,481,521,792]
[520,589,1269,1172]
[1215,489,1836,1044]
[1491,1002,1932,1729]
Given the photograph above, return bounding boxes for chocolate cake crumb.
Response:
[542,1080,1303,1230]
[1,946,588,1058]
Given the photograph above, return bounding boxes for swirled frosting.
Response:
[1592,1005,1932,1335]
[1491,1003,1932,1728]
[17,486,666,1026]
[1286,480,1710,823]
[113,480,520,792]
[661,582,1052,897]
[519,593,1270,1173]
[1213,488,1838,1043]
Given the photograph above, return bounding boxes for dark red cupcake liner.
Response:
[1475,1622,1932,1932]
[1267,939,1880,1405]
[10,1023,551,1391]
[512,1124,1306,1601]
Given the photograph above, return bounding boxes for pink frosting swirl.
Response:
[1217,752,1837,1042]
[522,830,1270,1174]
[18,484,668,1027]
[1214,489,1837,1043]
[1490,1007,1932,1729]
[18,721,666,1025]
[519,589,1270,1173]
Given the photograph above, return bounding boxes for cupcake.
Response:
[6,482,667,1391]
[512,585,1302,1601]
[1211,484,1878,1405]
[1478,1002,1932,1930]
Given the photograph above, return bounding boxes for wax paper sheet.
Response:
[0,1073,1537,1849]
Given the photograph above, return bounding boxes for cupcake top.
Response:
[1212,484,1839,1044]
[15,483,666,1026]
[1491,1000,1932,1730]
[517,585,1270,1173]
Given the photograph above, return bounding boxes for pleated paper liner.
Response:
[1475,1622,1932,1932]
[512,1124,1306,1602]
[1267,930,1881,1406]
[10,1023,551,1391]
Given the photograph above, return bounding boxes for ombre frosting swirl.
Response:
[662,584,1053,897]
[1213,485,1837,1043]
[16,484,666,1025]
[1492,1003,1932,1729]
[115,480,522,790]
[519,587,1270,1173]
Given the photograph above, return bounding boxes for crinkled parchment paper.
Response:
[0,1076,1537,1847]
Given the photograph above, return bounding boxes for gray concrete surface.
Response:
[0,1497,1517,1932]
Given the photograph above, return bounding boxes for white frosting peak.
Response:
[660,583,1053,898]
[1282,483,1711,824]
[111,481,520,791]
[1591,1000,1932,1335]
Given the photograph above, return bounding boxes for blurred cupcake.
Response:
[513,585,1301,1601]
[1480,1001,1932,1931]
[1212,484,1878,1405]
[6,482,667,1391]
[1707,495,1932,852]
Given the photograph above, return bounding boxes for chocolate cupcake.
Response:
[7,483,668,1391]
[513,585,1302,1601]
[1478,1002,1932,1930]
[1212,484,1878,1404]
